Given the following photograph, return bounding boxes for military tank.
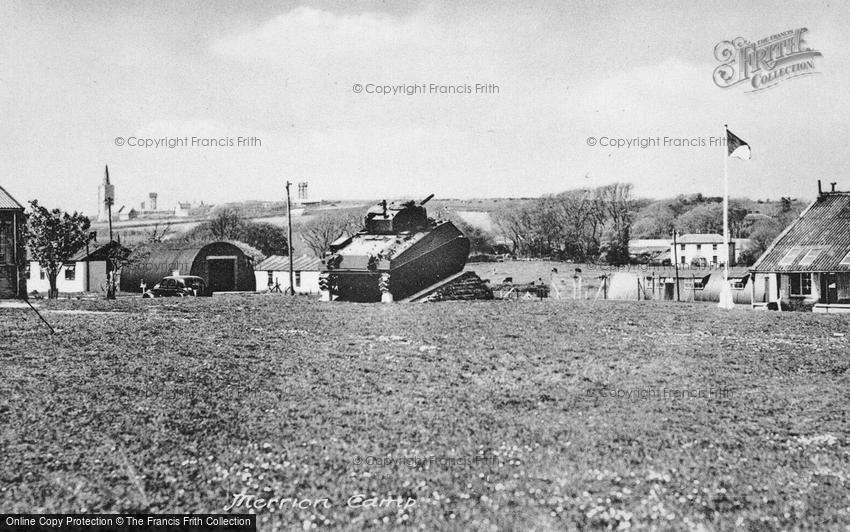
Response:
[319,194,470,302]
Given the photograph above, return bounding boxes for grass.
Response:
[1,296,849,530]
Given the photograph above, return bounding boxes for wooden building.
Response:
[751,183,850,312]
[254,255,322,294]
[0,186,26,298]
[27,241,129,296]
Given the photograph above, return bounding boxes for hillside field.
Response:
[1,296,849,530]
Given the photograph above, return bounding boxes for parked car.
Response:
[142,275,208,298]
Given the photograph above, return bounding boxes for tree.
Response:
[631,200,677,238]
[237,222,289,256]
[600,183,634,264]
[301,211,362,257]
[443,213,495,254]
[738,218,783,265]
[181,211,288,257]
[675,203,723,235]
[25,200,91,299]
[206,208,242,239]
[144,222,172,243]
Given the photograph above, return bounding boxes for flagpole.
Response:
[716,124,734,309]
[723,124,729,284]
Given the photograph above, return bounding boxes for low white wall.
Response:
[255,270,320,294]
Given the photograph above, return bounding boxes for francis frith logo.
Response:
[713,28,822,92]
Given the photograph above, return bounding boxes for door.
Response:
[821,274,838,304]
[763,276,770,302]
[208,258,236,292]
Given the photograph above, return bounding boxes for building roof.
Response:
[677,234,725,244]
[27,240,130,262]
[752,192,850,272]
[629,239,671,250]
[68,241,131,262]
[0,185,24,210]
[256,255,322,271]
[656,266,750,280]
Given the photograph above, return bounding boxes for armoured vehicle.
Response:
[320,195,470,302]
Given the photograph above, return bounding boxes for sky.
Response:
[2,0,849,215]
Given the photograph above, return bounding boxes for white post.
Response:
[724,126,729,281]
[718,124,734,309]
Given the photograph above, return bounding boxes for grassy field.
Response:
[1,296,849,530]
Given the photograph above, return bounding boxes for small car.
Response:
[142,275,207,298]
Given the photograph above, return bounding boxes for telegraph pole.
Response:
[105,165,116,299]
[285,181,294,295]
[672,230,681,302]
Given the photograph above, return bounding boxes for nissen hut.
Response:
[121,241,256,294]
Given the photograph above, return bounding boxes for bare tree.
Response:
[207,208,242,239]
[599,183,634,263]
[301,211,362,257]
[144,222,172,243]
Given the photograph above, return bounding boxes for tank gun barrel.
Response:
[419,194,435,206]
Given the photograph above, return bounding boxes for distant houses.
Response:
[116,206,138,221]
[630,235,751,266]
[673,234,735,267]
[751,183,850,312]
[254,255,322,294]
[0,186,26,299]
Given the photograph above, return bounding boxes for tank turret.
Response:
[321,194,469,302]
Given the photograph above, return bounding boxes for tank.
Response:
[320,195,470,302]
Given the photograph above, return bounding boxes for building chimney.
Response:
[831,182,837,193]
[149,192,158,211]
[818,180,822,195]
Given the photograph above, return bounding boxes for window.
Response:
[789,273,812,296]
[683,278,706,290]
[64,263,76,281]
[267,271,274,286]
[778,247,803,266]
[680,244,685,251]
[840,250,850,266]
[731,279,745,290]
[25,263,31,279]
[798,247,823,266]
[696,244,702,251]
[681,256,686,265]
[0,221,11,263]
[40,268,45,280]
[295,271,301,287]
[712,244,718,251]
[712,255,718,264]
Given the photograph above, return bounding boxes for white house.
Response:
[27,241,129,295]
[174,201,192,218]
[254,255,322,294]
[116,205,138,221]
[671,234,736,268]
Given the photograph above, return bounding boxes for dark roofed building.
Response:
[751,184,850,311]
[0,186,26,298]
